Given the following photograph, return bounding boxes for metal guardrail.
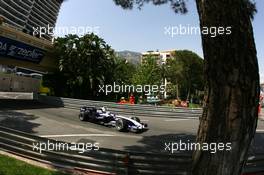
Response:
[37,95,202,119]
[0,126,264,174]
[0,126,192,175]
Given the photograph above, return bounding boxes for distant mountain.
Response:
[116,50,141,65]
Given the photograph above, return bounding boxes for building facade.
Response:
[0,0,63,40]
[141,50,175,65]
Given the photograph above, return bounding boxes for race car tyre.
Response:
[115,119,127,131]
[79,113,86,121]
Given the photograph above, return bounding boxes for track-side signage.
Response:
[0,36,45,63]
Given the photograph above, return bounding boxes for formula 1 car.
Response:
[79,106,148,132]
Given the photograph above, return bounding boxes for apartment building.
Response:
[0,0,63,40]
[141,50,175,65]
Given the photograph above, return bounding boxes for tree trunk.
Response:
[187,81,191,100]
[176,83,179,99]
[192,0,259,174]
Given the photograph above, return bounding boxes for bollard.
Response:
[123,153,130,175]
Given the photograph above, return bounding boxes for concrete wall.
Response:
[0,74,40,93]
[0,92,34,100]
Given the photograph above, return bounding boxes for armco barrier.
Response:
[0,126,192,175]
[37,95,202,119]
[0,126,264,174]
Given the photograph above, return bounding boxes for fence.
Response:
[1,125,264,175]
[37,95,202,119]
[0,125,192,175]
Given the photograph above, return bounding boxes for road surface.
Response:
[0,100,263,154]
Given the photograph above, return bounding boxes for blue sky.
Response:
[56,0,264,82]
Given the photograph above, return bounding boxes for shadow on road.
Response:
[249,132,264,155]
[0,110,40,134]
[0,100,61,110]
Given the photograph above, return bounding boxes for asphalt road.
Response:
[0,100,264,154]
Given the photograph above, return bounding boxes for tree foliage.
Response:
[166,50,204,100]
[112,56,136,84]
[44,33,135,99]
[55,34,115,98]
[113,0,256,18]
[114,0,187,13]
[132,56,162,86]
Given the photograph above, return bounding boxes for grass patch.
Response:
[188,103,201,108]
[0,154,69,175]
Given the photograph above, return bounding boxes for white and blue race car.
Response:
[79,106,148,133]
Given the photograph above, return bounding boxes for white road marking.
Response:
[141,120,149,122]
[40,134,115,138]
[256,130,264,132]
[258,117,264,120]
